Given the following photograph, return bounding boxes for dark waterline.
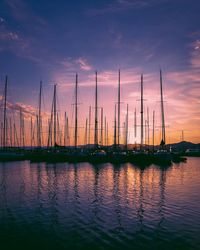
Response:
[0,158,200,249]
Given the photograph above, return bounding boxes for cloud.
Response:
[0,23,45,64]
[124,36,200,142]
[154,38,200,141]
[59,57,93,72]
[0,17,5,23]
[166,39,200,85]
[52,66,148,92]
[9,102,37,118]
[4,0,47,28]
[0,99,49,121]
[75,58,93,71]
[51,57,94,88]
[189,40,200,68]
[166,70,200,85]
[0,30,19,41]
[0,0,49,65]
[87,0,169,15]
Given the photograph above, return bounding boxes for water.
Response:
[0,158,200,250]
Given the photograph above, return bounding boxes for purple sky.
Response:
[0,0,200,144]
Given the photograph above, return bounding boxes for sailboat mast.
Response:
[9,118,12,147]
[67,116,70,146]
[1,123,3,147]
[88,106,91,145]
[140,74,144,150]
[47,119,51,147]
[94,71,98,147]
[22,111,25,148]
[114,104,117,146]
[117,69,121,146]
[84,118,88,145]
[13,122,17,147]
[153,110,155,152]
[123,121,126,146]
[33,118,35,147]
[145,120,147,146]
[38,81,42,147]
[104,116,107,146]
[57,113,61,145]
[100,107,103,145]
[20,108,22,147]
[134,108,137,138]
[30,117,33,148]
[53,84,57,146]
[106,122,109,146]
[160,70,166,147]
[181,130,184,141]
[74,74,78,148]
[48,99,54,147]
[3,75,8,149]
[147,107,149,150]
[64,112,67,146]
[125,104,129,148]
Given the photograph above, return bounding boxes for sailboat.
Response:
[109,70,129,163]
[153,70,172,165]
[89,71,108,162]
[0,76,25,161]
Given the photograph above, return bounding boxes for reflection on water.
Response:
[0,159,200,249]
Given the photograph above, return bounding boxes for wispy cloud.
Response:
[0,17,5,23]
[0,30,19,41]
[75,58,93,71]
[87,0,169,15]
[59,57,93,72]
[190,39,200,68]
[51,57,94,88]
[0,17,46,64]
[0,99,49,122]
[52,66,148,92]
[4,0,47,28]
[0,0,49,65]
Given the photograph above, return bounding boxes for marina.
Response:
[0,1,200,249]
[0,70,192,165]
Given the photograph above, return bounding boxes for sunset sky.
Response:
[0,0,200,145]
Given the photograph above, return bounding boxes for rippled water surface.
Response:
[0,158,200,249]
